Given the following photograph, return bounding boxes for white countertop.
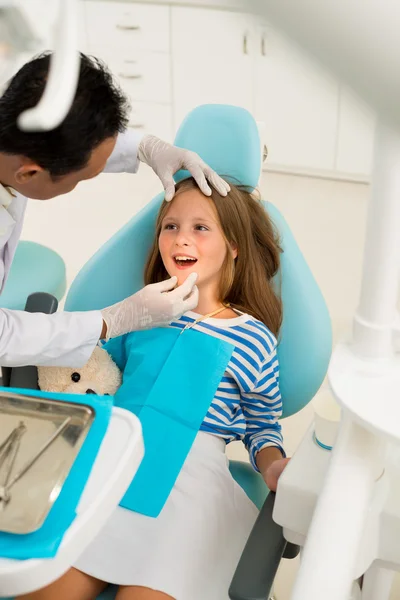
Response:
[83,0,266,16]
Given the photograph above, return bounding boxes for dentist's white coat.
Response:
[0,130,141,368]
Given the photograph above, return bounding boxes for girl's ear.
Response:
[230,242,238,260]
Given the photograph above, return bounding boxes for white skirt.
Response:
[75,432,259,600]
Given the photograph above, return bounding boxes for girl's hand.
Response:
[264,457,290,492]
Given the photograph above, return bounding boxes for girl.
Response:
[20,178,289,600]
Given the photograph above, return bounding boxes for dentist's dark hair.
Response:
[0,52,129,177]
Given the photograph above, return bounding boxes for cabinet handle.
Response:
[243,33,248,55]
[263,144,268,162]
[119,73,143,80]
[261,34,266,56]
[128,123,145,129]
[116,24,141,31]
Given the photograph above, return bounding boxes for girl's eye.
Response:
[195,225,209,231]
[163,223,176,230]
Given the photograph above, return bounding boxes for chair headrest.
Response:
[173,104,261,191]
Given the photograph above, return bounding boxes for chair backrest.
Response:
[66,104,332,418]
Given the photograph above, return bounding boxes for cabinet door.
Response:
[92,52,171,105]
[128,101,173,142]
[84,1,170,55]
[335,86,375,178]
[171,7,255,128]
[255,24,339,171]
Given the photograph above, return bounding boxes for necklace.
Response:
[180,304,230,335]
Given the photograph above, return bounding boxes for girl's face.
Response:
[159,188,237,294]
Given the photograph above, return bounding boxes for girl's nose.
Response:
[175,231,191,246]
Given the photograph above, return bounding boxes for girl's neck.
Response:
[193,286,223,316]
[194,300,225,316]
[192,286,236,319]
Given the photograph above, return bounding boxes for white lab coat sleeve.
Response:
[0,308,103,368]
[103,129,145,174]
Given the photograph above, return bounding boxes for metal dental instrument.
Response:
[0,416,71,508]
[0,422,26,507]
[0,423,24,465]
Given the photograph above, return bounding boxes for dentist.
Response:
[0,52,229,367]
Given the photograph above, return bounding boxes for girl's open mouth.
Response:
[173,255,198,269]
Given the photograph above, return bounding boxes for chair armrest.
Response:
[6,292,58,390]
[229,492,299,600]
[24,292,59,315]
[283,540,300,560]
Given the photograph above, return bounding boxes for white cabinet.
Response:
[254,23,339,171]
[335,85,375,177]
[5,1,375,178]
[83,1,173,141]
[171,7,339,173]
[170,5,374,178]
[84,1,170,55]
[171,7,255,129]
[128,101,172,141]
[97,53,171,105]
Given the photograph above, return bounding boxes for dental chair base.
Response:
[272,423,400,600]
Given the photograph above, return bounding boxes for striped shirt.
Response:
[169,311,284,470]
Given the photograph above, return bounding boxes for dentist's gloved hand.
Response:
[138,134,231,202]
[101,273,198,340]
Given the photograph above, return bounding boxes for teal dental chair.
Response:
[4,104,332,600]
[0,241,66,311]
[0,241,66,389]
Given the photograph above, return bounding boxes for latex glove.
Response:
[101,273,198,340]
[138,134,231,202]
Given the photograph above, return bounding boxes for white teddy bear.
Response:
[37,346,122,396]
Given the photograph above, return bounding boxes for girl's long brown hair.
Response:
[144,178,283,337]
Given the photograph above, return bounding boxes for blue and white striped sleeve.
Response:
[242,345,285,471]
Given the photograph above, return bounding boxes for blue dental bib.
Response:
[105,327,234,517]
